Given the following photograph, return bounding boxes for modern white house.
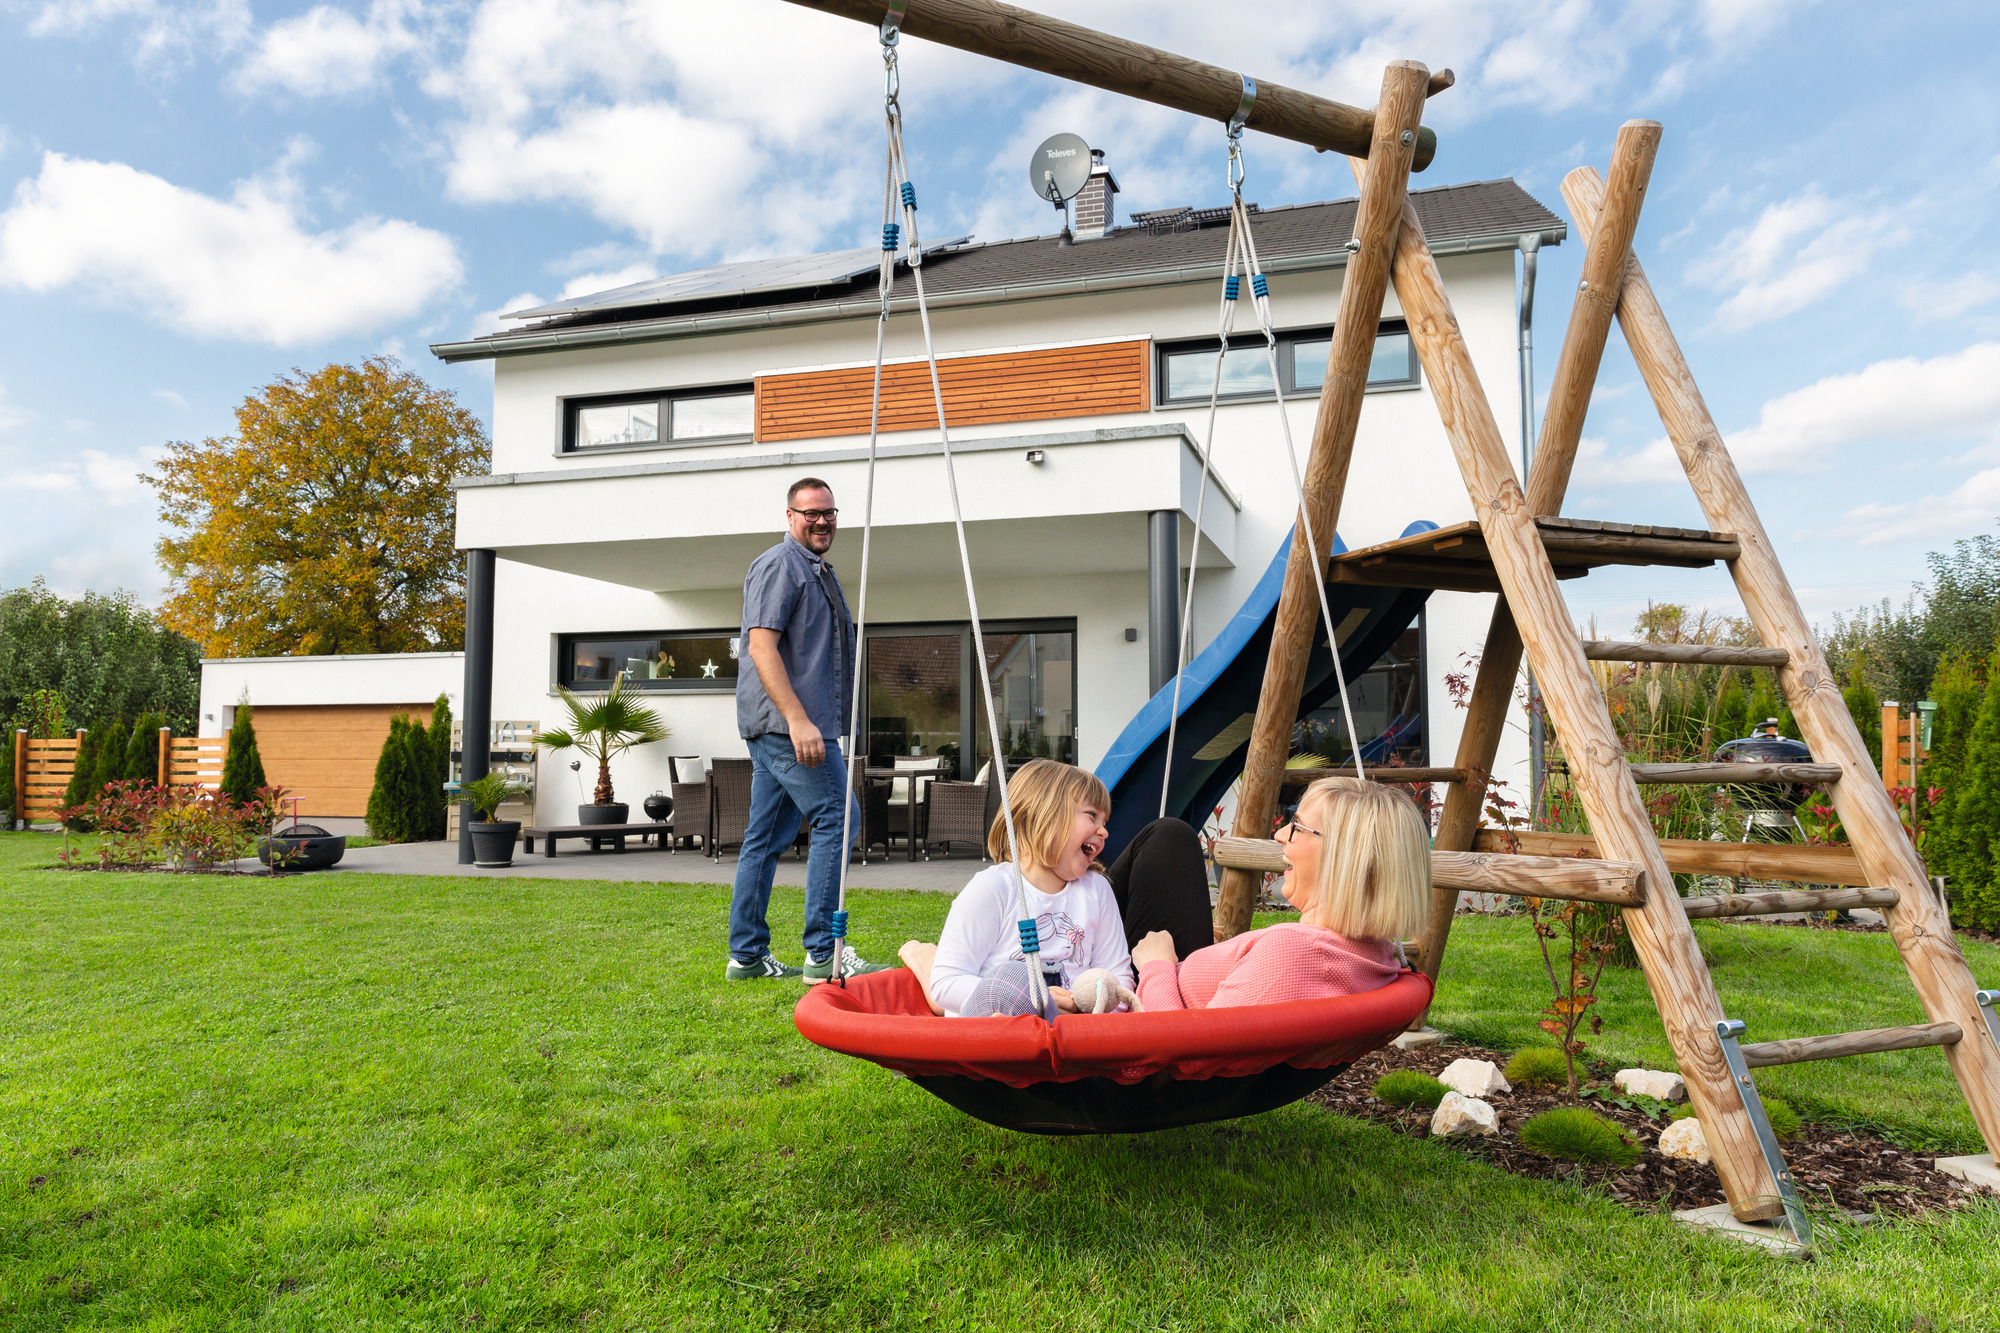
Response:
[206,164,1564,838]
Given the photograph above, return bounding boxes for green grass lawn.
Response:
[3,830,1998,1331]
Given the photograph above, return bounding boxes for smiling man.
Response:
[727,477,891,982]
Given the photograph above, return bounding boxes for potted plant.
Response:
[465,772,527,867]
[535,673,668,826]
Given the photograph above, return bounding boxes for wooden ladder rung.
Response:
[1630,762,1841,786]
[1279,766,1467,789]
[1581,640,1788,667]
[1738,1022,1961,1069]
[1210,837,1645,906]
[1682,886,1899,919]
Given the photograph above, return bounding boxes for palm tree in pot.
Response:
[465,771,528,867]
[536,674,668,825]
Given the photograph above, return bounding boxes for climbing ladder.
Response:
[1206,110,2000,1239]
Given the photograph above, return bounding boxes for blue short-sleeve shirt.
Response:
[736,536,856,740]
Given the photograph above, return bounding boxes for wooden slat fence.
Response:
[166,735,228,790]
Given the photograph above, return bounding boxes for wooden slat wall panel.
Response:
[756,340,1150,442]
[253,704,436,818]
[168,737,227,789]
[22,738,82,817]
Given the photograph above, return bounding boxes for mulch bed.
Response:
[1311,1040,1995,1221]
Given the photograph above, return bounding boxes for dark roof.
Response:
[433,178,1563,363]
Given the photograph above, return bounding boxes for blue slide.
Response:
[1093,523,1437,862]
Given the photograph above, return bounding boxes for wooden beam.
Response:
[1629,762,1840,786]
[1568,165,2000,1163]
[1280,766,1467,788]
[1359,154,1785,1222]
[782,0,1440,168]
[1740,1022,1961,1069]
[1211,837,1645,906]
[1524,121,1661,515]
[1537,530,1738,565]
[1582,640,1788,667]
[1213,61,1433,940]
[1473,828,1870,885]
[1412,125,1658,1024]
[1681,886,1900,919]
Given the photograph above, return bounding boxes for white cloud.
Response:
[0,149,463,345]
[1,445,159,507]
[232,0,423,98]
[1899,271,2000,324]
[28,0,251,68]
[1689,188,1898,329]
[153,388,189,408]
[1574,342,2000,489]
[0,384,29,433]
[1847,468,2000,546]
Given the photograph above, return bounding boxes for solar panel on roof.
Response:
[501,237,973,321]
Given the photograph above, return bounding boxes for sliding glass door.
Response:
[862,620,1077,780]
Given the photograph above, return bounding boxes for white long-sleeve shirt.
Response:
[928,864,1135,1018]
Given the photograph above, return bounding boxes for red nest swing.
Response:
[795,968,1433,1134]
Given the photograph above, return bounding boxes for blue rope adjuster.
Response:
[1224,275,1240,301]
[901,181,917,210]
[882,222,901,251]
[1252,273,1269,298]
[1017,919,1040,954]
[831,909,849,939]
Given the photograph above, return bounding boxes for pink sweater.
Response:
[1136,921,1401,1010]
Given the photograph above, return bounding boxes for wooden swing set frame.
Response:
[784,0,2000,1230]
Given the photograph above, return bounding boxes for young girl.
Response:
[900,759,1134,1017]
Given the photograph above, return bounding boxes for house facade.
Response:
[227,174,1561,826]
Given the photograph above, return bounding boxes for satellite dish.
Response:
[1028,133,1092,207]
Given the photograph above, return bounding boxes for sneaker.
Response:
[726,953,803,981]
[803,945,892,982]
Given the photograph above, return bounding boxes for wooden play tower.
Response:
[787,0,2000,1235]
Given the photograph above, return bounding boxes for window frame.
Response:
[1154,319,1418,407]
[862,617,1080,779]
[558,382,756,455]
[554,629,743,693]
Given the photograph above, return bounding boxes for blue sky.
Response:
[3,0,1999,639]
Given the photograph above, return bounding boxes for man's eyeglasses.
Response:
[789,508,839,524]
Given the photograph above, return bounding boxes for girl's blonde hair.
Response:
[986,759,1111,868]
[1292,776,1430,941]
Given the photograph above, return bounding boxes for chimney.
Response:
[1071,148,1119,240]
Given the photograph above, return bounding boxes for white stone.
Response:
[1933,1153,2000,1191]
[1614,1068,1688,1101]
[1438,1058,1511,1097]
[1429,1092,1498,1139]
[1390,1027,1445,1052]
[1657,1116,1712,1165]
[1672,1202,1809,1257]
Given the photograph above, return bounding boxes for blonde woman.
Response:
[900,759,1133,1017]
[1124,777,1430,1010]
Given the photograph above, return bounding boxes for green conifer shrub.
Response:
[1745,677,1782,735]
[91,717,130,794]
[365,717,409,841]
[1921,653,1985,880]
[1843,658,1882,769]
[62,729,100,822]
[424,695,452,838]
[0,726,16,826]
[123,713,163,783]
[1713,679,1750,744]
[404,717,439,841]
[1503,1047,1571,1091]
[1517,1107,1642,1167]
[1945,660,2000,931]
[1371,1071,1449,1110]
[220,704,269,804]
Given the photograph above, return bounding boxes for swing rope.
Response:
[834,14,1055,1020]
[1155,100,1366,825]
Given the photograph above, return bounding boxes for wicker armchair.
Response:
[707,757,755,861]
[919,779,990,860]
[850,770,892,863]
[667,756,707,853]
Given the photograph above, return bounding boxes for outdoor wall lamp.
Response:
[1025,449,1046,464]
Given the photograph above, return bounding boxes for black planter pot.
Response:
[578,803,629,826]
[470,820,522,867]
[258,825,347,871]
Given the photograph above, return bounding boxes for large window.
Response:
[557,631,740,691]
[864,620,1077,779]
[1157,321,1417,405]
[1294,617,1426,768]
[562,385,754,453]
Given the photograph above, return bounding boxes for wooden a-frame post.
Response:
[1350,152,1789,1221]
[1566,169,2000,1161]
[1211,60,1434,937]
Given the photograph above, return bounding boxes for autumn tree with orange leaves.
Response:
[149,358,489,657]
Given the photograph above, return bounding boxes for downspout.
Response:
[1517,233,1544,822]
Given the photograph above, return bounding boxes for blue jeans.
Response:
[728,733,858,963]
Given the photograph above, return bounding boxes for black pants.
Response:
[1104,818,1214,962]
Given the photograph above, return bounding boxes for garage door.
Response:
[251,704,438,818]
